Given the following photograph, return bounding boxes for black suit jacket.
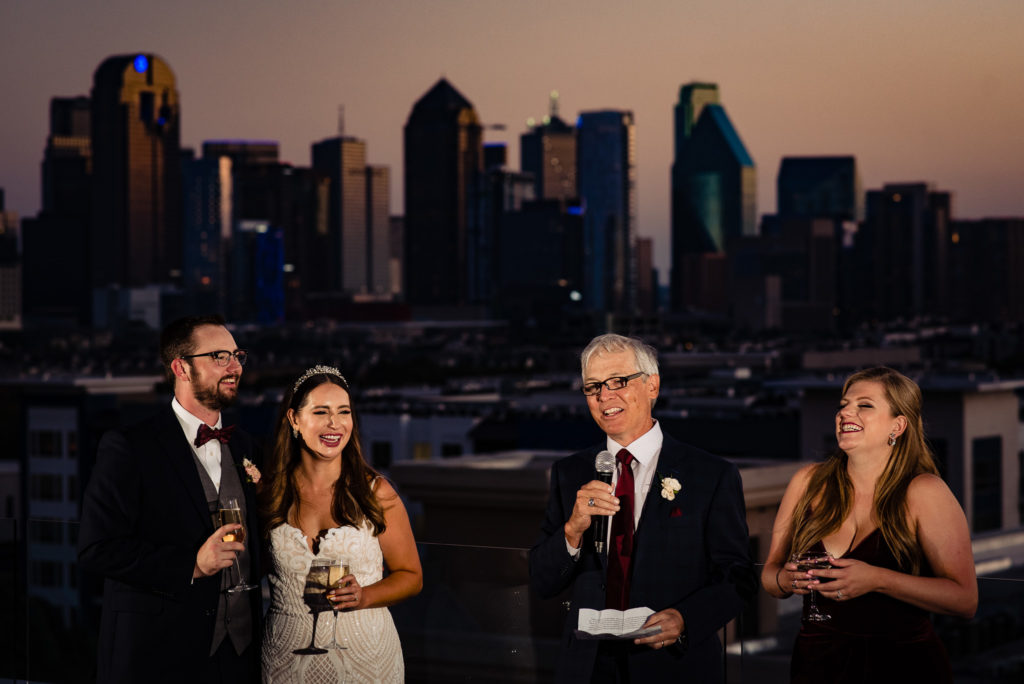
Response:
[529,432,754,683]
[78,406,263,683]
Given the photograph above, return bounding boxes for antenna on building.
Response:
[337,105,345,137]
[549,90,560,119]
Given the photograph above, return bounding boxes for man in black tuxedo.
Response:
[79,315,262,684]
[530,334,754,683]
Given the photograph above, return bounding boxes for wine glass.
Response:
[791,552,832,623]
[219,497,258,593]
[293,559,333,655]
[327,559,351,650]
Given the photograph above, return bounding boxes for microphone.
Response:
[593,450,615,554]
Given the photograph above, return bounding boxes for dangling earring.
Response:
[888,432,896,447]
[292,426,299,439]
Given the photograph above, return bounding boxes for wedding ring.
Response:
[792,580,797,589]
[588,498,595,507]
[836,590,843,600]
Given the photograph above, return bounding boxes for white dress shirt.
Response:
[567,420,664,557]
[171,397,223,492]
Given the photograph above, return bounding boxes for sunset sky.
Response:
[2,0,1022,279]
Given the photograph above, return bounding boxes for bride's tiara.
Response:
[293,365,347,393]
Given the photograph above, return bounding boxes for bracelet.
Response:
[775,566,793,597]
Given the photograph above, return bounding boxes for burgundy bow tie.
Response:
[194,423,235,448]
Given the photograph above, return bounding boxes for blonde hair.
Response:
[789,367,939,573]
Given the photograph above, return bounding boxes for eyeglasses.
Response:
[581,371,645,396]
[180,350,248,367]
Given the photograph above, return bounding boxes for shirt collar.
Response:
[606,419,663,468]
[171,396,221,443]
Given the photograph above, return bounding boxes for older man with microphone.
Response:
[530,334,754,683]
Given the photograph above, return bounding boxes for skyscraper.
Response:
[90,54,181,289]
[520,91,577,202]
[777,156,862,222]
[403,78,483,309]
[577,110,636,314]
[670,82,756,312]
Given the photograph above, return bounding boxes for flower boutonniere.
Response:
[240,457,261,485]
[659,474,681,501]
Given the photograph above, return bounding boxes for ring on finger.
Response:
[588,498,595,507]
[836,590,843,600]
[792,580,797,589]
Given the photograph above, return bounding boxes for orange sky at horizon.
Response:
[3,0,1022,279]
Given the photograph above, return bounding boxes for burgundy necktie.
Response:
[194,423,235,448]
[606,448,635,610]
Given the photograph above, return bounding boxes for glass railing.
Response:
[3,518,1023,683]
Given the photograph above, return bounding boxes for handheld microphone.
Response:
[593,450,615,554]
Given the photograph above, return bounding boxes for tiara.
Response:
[292,365,347,393]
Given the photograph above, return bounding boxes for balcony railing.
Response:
[3,518,1023,683]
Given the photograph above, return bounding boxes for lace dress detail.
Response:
[262,521,404,683]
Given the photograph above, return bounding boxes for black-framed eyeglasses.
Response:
[581,371,645,396]
[180,350,248,367]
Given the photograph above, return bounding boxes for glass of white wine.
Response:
[327,559,351,650]
[791,551,832,623]
[219,497,258,593]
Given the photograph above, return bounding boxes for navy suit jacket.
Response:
[529,432,754,683]
[78,406,263,683]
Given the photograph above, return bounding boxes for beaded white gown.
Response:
[262,521,405,683]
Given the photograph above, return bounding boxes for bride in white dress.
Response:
[259,365,423,683]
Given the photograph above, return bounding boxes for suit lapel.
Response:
[157,408,216,529]
[636,439,688,538]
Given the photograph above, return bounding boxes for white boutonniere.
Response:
[659,474,681,501]
[241,458,261,485]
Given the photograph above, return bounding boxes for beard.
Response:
[192,373,240,412]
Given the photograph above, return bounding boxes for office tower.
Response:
[0,190,18,328]
[22,97,93,325]
[777,156,862,221]
[521,91,577,201]
[312,136,371,295]
[471,142,535,308]
[635,236,655,315]
[366,166,391,296]
[670,82,756,312]
[947,218,1024,324]
[90,54,181,289]
[389,215,404,296]
[231,220,285,324]
[403,78,483,309]
[855,183,951,323]
[43,97,92,215]
[577,110,636,314]
[181,153,232,313]
[496,198,584,328]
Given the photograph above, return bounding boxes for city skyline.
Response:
[3,0,1023,280]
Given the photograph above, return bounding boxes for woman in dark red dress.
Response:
[760,367,977,683]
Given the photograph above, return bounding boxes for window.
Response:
[30,474,63,501]
[29,520,63,544]
[29,430,62,458]
[30,560,63,587]
[412,443,431,462]
[972,436,1002,533]
[441,443,463,458]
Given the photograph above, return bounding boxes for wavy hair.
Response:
[258,371,386,539]
[789,367,939,574]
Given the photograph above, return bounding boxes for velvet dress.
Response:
[791,528,952,684]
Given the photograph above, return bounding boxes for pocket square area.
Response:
[669,507,682,518]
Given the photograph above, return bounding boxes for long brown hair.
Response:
[789,367,939,573]
[258,371,386,538]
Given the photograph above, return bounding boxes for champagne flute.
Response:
[293,559,333,655]
[327,559,351,650]
[219,497,258,593]
[791,552,832,622]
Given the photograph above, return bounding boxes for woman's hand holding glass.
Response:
[327,567,362,610]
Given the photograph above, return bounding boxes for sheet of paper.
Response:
[574,607,663,640]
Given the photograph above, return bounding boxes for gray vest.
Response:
[193,442,254,656]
